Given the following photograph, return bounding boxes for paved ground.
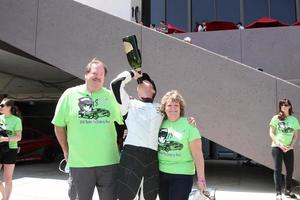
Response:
[3,160,299,200]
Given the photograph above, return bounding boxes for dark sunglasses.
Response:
[0,104,5,108]
[282,104,290,107]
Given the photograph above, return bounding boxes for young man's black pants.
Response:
[117,145,159,200]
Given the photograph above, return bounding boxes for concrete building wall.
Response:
[0,0,38,55]
[175,31,243,62]
[1,0,300,179]
[35,0,141,80]
[242,27,300,81]
[175,27,300,81]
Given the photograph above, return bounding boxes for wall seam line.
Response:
[34,0,40,56]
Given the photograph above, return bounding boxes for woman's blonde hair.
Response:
[160,90,186,118]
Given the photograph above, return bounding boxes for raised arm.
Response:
[110,70,141,116]
[110,71,133,117]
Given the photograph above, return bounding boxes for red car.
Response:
[17,127,61,162]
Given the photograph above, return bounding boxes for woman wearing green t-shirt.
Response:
[158,90,206,200]
[269,99,300,200]
[0,98,22,200]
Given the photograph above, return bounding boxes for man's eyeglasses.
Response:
[0,104,5,108]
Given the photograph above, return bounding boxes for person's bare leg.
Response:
[0,181,4,199]
[0,164,5,199]
[2,164,15,200]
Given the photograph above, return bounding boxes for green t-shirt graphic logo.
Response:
[158,128,183,152]
[278,121,294,134]
[78,97,110,120]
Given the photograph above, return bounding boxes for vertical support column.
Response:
[142,0,151,27]
[296,0,300,21]
[164,0,167,22]
[268,0,271,17]
[187,0,191,31]
[240,0,244,25]
[213,0,217,20]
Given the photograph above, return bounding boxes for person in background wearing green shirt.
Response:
[269,98,300,200]
[52,58,123,200]
[158,90,206,200]
[0,98,22,200]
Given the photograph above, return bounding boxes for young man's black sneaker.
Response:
[284,190,297,199]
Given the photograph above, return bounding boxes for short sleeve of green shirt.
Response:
[269,115,278,128]
[10,116,22,149]
[52,88,70,127]
[294,117,300,130]
[14,117,22,131]
[188,125,201,142]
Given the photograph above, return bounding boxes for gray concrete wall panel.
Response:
[173,30,242,62]
[0,0,38,55]
[242,26,300,80]
[35,0,141,82]
[173,27,300,81]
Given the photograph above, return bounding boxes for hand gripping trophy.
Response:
[122,35,142,73]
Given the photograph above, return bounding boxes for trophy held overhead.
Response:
[122,35,142,73]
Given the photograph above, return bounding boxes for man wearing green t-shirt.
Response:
[52,58,123,200]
